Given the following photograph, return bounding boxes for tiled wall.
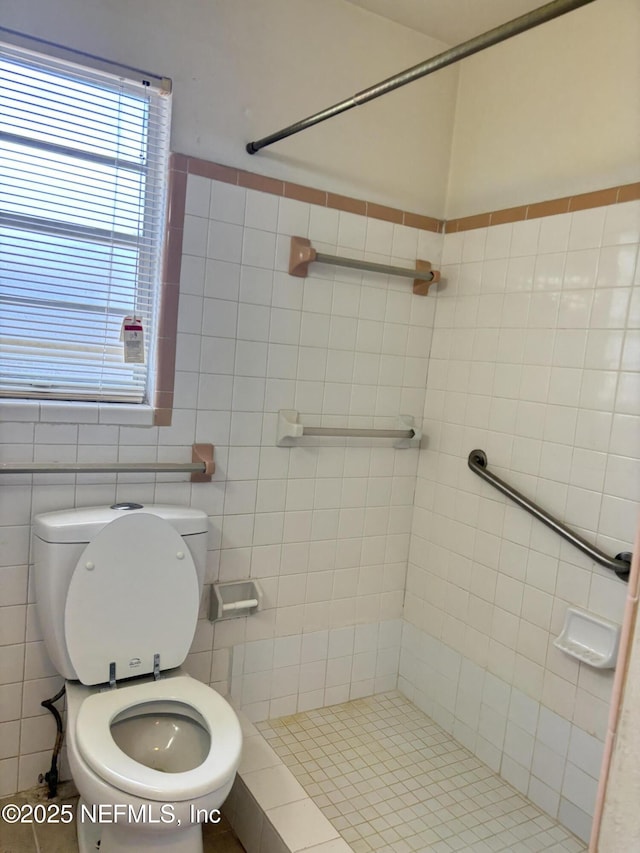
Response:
[1,161,637,846]
[0,172,441,796]
[229,619,402,721]
[401,200,640,842]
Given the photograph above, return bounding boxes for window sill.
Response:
[0,399,156,427]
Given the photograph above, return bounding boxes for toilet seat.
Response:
[75,677,242,801]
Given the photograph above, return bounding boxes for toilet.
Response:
[33,504,242,853]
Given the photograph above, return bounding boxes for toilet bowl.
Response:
[33,505,243,853]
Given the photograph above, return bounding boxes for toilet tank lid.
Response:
[34,504,208,543]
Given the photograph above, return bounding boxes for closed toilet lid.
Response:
[75,677,243,801]
[65,513,200,685]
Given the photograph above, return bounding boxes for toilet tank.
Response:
[33,504,208,681]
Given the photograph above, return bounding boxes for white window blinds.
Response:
[0,41,171,403]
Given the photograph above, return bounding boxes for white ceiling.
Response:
[343,0,551,46]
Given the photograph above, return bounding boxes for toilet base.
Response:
[75,798,204,853]
[76,801,101,853]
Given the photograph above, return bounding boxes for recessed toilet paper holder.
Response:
[210,581,262,621]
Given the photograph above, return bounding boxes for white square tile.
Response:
[245,190,279,231]
[534,252,565,291]
[365,218,393,255]
[182,214,208,256]
[616,371,640,415]
[508,689,540,736]
[510,219,540,256]
[500,753,530,794]
[564,249,599,289]
[537,706,571,756]
[0,566,28,607]
[528,775,561,818]
[567,726,604,780]
[562,762,598,816]
[442,231,464,264]
[237,303,270,342]
[558,796,592,843]
[185,174,211,217]
[0,682,22,723]
[210,180,246,224]
[243,228,277,269]
[239,734,282,773]
[207,220,243,262]
[267,799,339,851]
[232,377,266,412]
[23,641,56,681]
[568,207,606,250]
[337,212,367,251]
[202,298,238,338]
[239,265,273,305]
[0,720,19,759]
[0,606,26,647]
[392,224,419,260]
[597,245,637,288]
[579,369,617,411]
[462,228,487,263]
[602,200,640,245]
[538,213,571,254]
[609,414,640,457]
[243,764,307,811]
[309,206,339,245]
[591,288,630,329]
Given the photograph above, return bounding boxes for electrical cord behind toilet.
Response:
[39,685,66,798]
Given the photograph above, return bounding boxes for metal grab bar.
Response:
[288,236,440,295]
[468,450,632,581]
[0,443,215,483]
[276,410,421,447]
[313,252,435,282]
[246,0,596,155]
[0,462,203,474]
[303,427,414,439]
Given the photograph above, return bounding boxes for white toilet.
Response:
[33,503,242,853]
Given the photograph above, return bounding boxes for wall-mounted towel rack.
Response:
[468,449,631,581]
[289,236,440,295]
[277,410,420,448]
[276,409,422,449]
[0,443,215,483]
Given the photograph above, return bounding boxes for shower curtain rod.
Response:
[246,0,596,155]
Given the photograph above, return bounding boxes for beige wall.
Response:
[598,615,640,848]
[3,0,638,220]
[1,0,458,216]
[445,0,640,218]
[598,533,640,851]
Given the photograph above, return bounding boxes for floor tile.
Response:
[31,796,78,852]
[0,795,38,853]
[257,692,587,853]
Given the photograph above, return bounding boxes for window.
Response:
[0,39,171,403]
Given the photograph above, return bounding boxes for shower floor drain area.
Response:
[257,692,586,853]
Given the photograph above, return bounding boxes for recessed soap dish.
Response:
[554,607,621,669]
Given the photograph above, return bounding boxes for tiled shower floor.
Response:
[256,692,587,853]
